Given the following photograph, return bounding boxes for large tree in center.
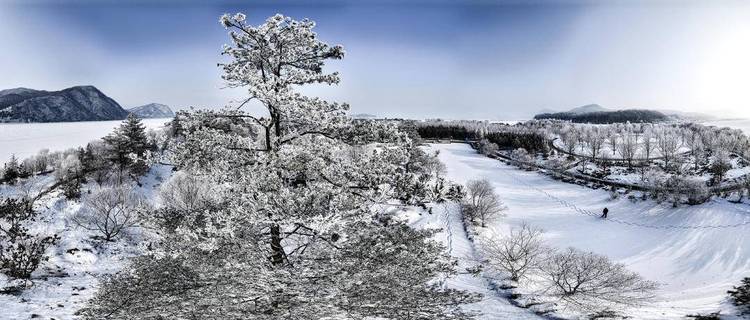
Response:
[82,12,476,319]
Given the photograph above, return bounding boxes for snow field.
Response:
[430,143,750,319]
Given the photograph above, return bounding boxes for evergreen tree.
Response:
[3,155,19,184]
[102,114,152,183]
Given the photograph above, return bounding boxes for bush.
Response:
[154,172,218,232]
[0,198,59,279]
[73,185,147,241]
[728,277,750,316]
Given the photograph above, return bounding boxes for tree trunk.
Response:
[270,224,284,265]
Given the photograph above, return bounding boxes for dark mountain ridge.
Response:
[0,86,129,122]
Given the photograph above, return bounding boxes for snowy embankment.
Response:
[405,203,542,319]
[430,143,750,319]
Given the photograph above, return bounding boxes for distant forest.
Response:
[534,109,669,124]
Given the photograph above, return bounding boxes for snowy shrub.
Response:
[480,223,547,282]
[0,198,59,279]
[478,139,499,156]
[728,277,750,316]
[542,247,658,310]
[154,171,218,232]
[511,148,534,170]
[73,185,147,241]
[81,141,113,186]
[55,154,84,200]
[464,179,505,227]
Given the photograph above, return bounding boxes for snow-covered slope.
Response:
[128,103,174,119]
[0,165,172,320]
[430,143,750,319]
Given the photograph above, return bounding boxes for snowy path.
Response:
[430,143,750,319]
[409,203,542,319]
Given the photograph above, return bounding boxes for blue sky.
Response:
[1,0,749,119]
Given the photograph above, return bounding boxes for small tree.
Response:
[0,198,59,279]
[480,223,547,282]
[464,179,504,227]
[709,151,731,186]
[617,133,638,168]
[73,185,146,241]
[478,139,499,156]
[3,155,20,184]
[103,114,152,183]
[543,247,658,310]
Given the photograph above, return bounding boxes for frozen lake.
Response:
[0,119,169,163]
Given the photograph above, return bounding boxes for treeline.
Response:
[416,122,548,153]
[416,124,479,141]
[534,109,669,124]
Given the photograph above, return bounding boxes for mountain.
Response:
[567,104,608,115]
[0,86,129,122]
[128,103,174,118]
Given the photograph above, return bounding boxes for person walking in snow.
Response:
[601,207,609,219]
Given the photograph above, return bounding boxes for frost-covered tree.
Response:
[607,127,618,157]
[584,127,605,162]
[617,132,638,168]
[656,128,680,168]
[560,128,579,158]
[641,128,655,162]
[73,185,145,242]
[710,151,732,186]
[542,247,658,311]
[478,138,499,156]
[81,12,476,319]
[464,179,505,227]
[480,223,547,282]
[55,154,83,200]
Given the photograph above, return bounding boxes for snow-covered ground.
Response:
[430,142,750,319]
[0,119,170,163]
[405,203,542,319]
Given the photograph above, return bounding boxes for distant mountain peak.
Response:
[128,103,174,119]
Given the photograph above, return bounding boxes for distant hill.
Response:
[568,104,608,115]
[129,103,174,118]
[352,113,377,119]
[0,86,129,122]
[534,109,669,124]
